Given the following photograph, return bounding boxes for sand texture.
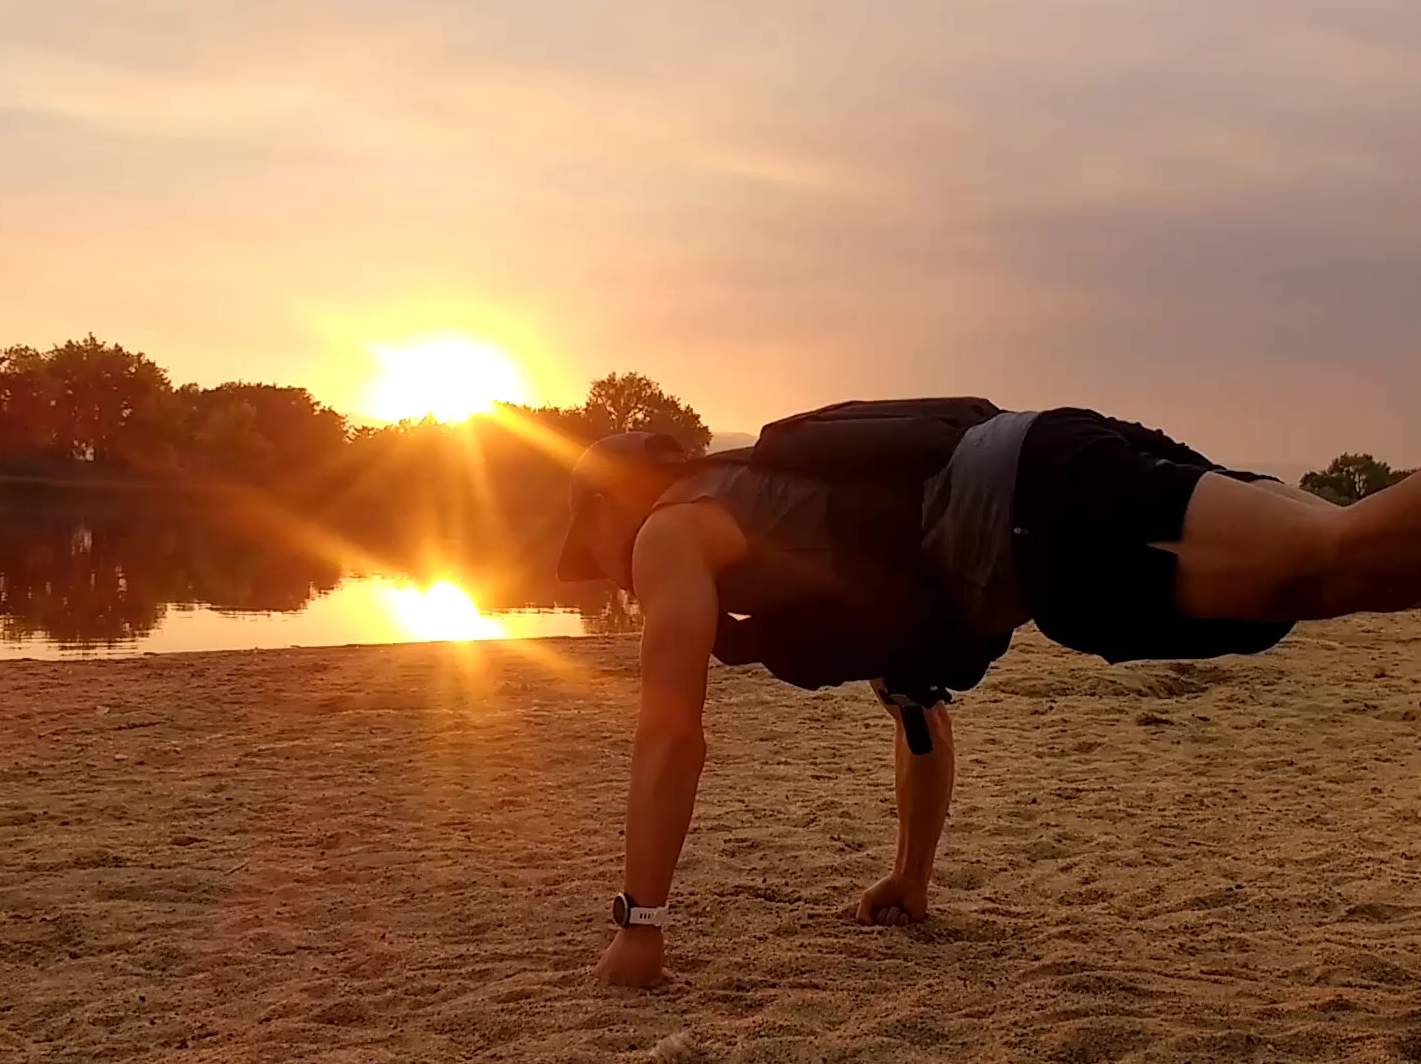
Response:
[3,616,1421,1062]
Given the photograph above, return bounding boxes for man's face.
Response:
[585,494,641,590]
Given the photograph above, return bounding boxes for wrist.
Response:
[611,890,670,930]
[893,867,932,892]
[617,924,664,939]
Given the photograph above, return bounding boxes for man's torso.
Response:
[652,410,1039,637]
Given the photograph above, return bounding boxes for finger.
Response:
[895,910,910,927]
[855,898,874,925]
[879,906,901,926]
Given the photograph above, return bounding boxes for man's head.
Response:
[557,432,688,588]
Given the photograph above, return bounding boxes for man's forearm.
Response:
[893,711,954,885]
[623,725,706,906]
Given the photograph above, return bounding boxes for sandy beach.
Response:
[3,616,1421,1062]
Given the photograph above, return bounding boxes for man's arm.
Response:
[857,689,955,926]
[596,508,718,987]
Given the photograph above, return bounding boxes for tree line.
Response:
[1,336,712,563]
[0,336,710,482]
[3,335,1412,522]
[1299,453,1415,506]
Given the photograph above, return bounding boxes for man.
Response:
[555,402,1421,989]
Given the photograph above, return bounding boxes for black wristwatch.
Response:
[611,891,669,929]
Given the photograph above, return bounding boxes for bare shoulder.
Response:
[632,506,704,579]
[633,502,745,589]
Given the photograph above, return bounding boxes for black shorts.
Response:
[1012,408,1295,664]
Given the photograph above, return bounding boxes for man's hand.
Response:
[856,873,929,927]
[595,928,668,988]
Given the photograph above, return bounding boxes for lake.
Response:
[0,494,635,660]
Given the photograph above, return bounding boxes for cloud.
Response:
[2,1,1418,462]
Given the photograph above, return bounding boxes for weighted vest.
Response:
[670,398,1012,747]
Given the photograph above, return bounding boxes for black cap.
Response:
[556,432,686,582]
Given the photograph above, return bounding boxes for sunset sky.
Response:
[4,2,1419,470]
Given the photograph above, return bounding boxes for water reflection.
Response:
[0,495,637,659]
[382,580,507,642]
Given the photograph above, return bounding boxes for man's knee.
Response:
[870,680,952,739]
[924,704,953,745]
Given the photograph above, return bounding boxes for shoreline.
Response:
[0,632,624,666]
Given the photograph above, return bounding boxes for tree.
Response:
[191,397,274,478]
[580,372,712,456]
[0,345,61,469]
[1301,453,1412,505]
[185,382,348,486]
[44,335,176,469]
[0,337,181,475]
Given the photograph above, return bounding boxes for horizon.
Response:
[6,3,1420,470]
[4,334,1414,477]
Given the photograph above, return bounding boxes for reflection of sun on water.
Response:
[381,580,506,642]
[367,335,529,423]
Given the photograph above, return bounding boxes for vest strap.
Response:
[875,687,948,756]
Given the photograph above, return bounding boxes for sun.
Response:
[366,335,529,423]
[380,580,506,642]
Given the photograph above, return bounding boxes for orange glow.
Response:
[479,400,592,472]
[380,580,507,642]
[366,335,529,423]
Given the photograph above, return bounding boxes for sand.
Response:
[3,616,1420,1063]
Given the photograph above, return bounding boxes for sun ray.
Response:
[495,626,598,688]
[481,402,593,473]
[201,479,390,577]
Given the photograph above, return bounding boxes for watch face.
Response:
[611,894,629,927]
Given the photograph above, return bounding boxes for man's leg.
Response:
[1165,470,1421,622]
[1252,479,1344,512]
[1329,471,1421,612]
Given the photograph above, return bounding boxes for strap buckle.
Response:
[874,686,945,756]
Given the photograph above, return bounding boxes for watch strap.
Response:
[626,904,669,928]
